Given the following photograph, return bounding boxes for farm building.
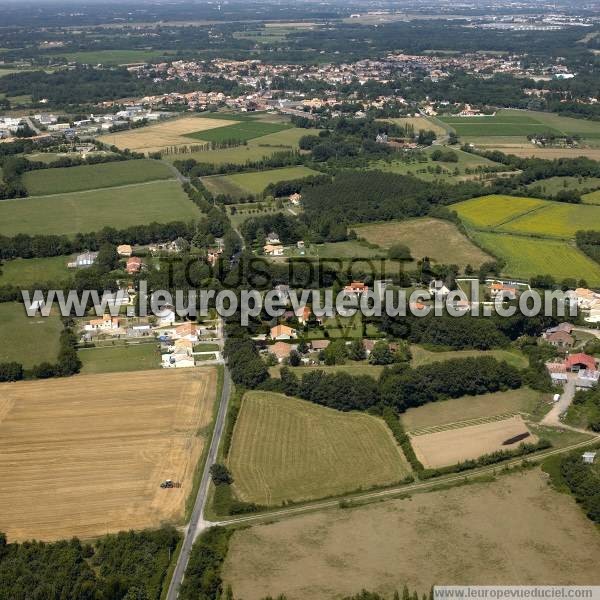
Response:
[344,282,369,295]
[269,342,296,363]
[126,256,143,274]
[117,244,133,257]
[576,369,600,389]
[565,353,597,372]
[582,451,597,464]
[68,251,98,269]
[84,315,121,332]
[544,330,575,350]
[270,324,297,340]
[264,244,284,256]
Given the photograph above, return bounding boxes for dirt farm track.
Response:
[0,368,217,542]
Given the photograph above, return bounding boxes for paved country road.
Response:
[165,364,232,600]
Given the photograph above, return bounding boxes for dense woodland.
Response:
[559,453,600,524]
[0,526,180,600]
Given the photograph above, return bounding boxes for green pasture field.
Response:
[472,232,600,285]
[79,343,160,374]
[498,202,600,238]
[410,345,528,370]
[0,256,73,287]
[54,49,172,65]
[26,151,118,165]
[0,180,200,237]
[202,165,319,197]
[502,109,600,138]
[23,159,173,195]
[185,120,292,144]
[583,190,600,205]
[451,195,549,228]
[270,363,385,380]
[0,302,62,368]
[400,388,545,432]
[439,112,562,137]
[353,217,492,268]
[379,116,449,137]
[164,127,309,166]
[227,391,411,506]
[369,147,505,182]
[527,176,600,195]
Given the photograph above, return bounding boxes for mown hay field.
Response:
[98,116,238,153]
[410,415,537,468]
[472,232,600,285]
[451,195,548,228]
[0,368,217,541]
[400,388,544,432]
[0,180,200,236]
[353,217,492,267]
[0,302,62,367]
[223,470,600,599]
[23,159,173,195]
[227,392,410,506]
[79,343,161,374]
[202,165,320,197]
[440,112,561,137]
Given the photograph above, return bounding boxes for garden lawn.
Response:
[0,302,62,368]
[0,256,73,287]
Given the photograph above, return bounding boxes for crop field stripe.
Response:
[409,412,520,436]
[228,392,410,506]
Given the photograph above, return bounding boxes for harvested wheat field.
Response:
[223,470,600,599]
[410,415,536,468]
[228,392,410,506]
[98,116,236,153]
[0,368,217,542]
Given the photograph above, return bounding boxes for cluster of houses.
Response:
[572,287,600,323]
[543,323,600,389]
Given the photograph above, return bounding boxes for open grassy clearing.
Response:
[26,151,118,164]
[401,388,545,432]
[379,116,448,137]
[582,190,600,205]
[440,112,561,137]
[0,368,217,542]
[499,201,600,238]
[224,470,600,599]
[98,116,237,153]
[451,194,548,228]
[368,147,506,182]
[473,231,600,284]
[353,217,492,268]
[79,343,160,374]
[410,415,536,468]
[480,145,600,160]
[185,119,292,144]
[227,392,410,506]
[410,345,528,369]
[0,255,73,286]
[0,68,35,77]
[0,180,200,236]
[270,363,385,380]
[54,49,173,65]
[0,302,62,368]
[527,176,600,195]
[202,166,319,197]
[23,159,173,195]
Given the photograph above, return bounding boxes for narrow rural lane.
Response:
[541,378,577,429]
[211,435,599,531]
[166,364,232,600]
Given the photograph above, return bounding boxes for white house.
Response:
[156,308,176,326]
[428,279,450,299]
[582,451,597,464]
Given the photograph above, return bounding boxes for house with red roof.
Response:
[565,353,597,372]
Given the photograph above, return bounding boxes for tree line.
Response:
[0,526,180,600]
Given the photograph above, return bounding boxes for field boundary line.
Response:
[408,412,520,436]
[23,178,178,200]
[212,434,600,530]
